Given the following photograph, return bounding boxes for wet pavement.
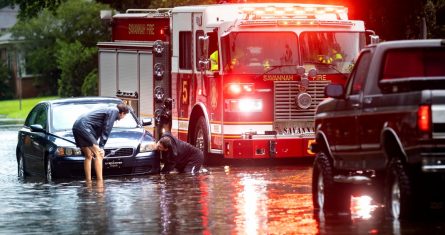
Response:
[2,124,445,234]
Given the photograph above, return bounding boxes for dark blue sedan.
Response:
[16,97,160,181]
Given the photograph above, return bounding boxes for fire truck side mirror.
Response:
[199,60,210,71]
[366,30,380,45]
[198,35,209,59]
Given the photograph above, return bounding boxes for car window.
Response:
[51,102,139,132]
[25,104,47,129]
[34,106,48,129]
[346,51,371,95]
[24,105,39,127]
[381,47,445,80]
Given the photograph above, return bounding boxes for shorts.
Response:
[72,127,97,147]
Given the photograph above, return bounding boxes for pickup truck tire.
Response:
[385,158,414,220]
[312,151,351,214]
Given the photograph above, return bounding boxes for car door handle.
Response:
[352,103,360,108]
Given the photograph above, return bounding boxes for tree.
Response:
[0,61,14,100]
[0,0,65,20]
[11,0,111,97]
[11,9,61,95]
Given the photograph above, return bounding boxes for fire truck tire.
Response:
[312,151,351,215]
[193,116,210,165]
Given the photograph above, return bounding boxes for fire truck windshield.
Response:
[300,31,366,74]
[221,31,365,76]
[221,32,299,75]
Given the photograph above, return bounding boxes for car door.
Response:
[332,51,371,169]
[26,104,48,175]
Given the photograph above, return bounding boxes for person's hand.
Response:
[149,142,158,150]
[99,147,105,156]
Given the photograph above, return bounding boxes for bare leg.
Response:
[90,145,104,180]
[82,147,94,181]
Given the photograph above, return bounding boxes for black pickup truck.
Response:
[311,39,445,219]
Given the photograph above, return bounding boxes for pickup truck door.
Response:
[333,52,371,169]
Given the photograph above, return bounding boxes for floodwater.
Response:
[1,125,445,234]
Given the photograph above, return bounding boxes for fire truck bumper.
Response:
[223,137,316,159]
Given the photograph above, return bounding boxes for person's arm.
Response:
[99,109,118,148]
[160,150,176,173]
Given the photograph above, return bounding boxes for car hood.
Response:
[52,128,152,148]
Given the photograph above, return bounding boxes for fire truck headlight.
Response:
[226,99,263,112]
[228,83,254,95]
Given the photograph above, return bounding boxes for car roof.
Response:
[40,97,122,105]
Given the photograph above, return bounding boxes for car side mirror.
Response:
[325,83,345,99]
[141,118,152,126]
[30,124,45,133]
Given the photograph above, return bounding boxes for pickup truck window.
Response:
[381,48,445,80]
[346,51,371,95]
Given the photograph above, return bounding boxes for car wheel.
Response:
[385,158,414,220]
[193,116,210,164]
[17,153,26,179]
[312,151,351,214]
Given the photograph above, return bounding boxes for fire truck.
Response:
[98,3,374,162]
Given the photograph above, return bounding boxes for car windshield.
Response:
[221,32,299,74]
[51,102,139,132]
[300,31,366,74]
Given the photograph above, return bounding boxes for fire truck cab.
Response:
[98,3,372,162]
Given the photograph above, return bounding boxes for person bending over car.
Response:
[72,103,129,181]
[156,132,204,174]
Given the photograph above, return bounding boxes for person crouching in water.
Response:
[156,132,204,174]
[72,102,129,181]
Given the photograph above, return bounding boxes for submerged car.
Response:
[16,97,160,181]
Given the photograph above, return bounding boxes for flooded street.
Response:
[1,125,445,234]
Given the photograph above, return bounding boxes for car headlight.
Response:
[139,141,157,153]
[56,147,82,157]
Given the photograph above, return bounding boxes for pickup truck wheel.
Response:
[385,158,414,220]
[312,151,351,214]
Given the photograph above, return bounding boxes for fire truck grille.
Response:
[274,80,330,121]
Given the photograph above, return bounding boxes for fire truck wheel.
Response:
[312,151,351,215]
[193,116,210,165]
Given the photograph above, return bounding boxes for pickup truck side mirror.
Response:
[325,84,345,99]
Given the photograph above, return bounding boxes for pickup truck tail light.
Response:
[417,105,431,132]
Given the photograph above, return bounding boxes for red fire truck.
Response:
[98,3,374,162]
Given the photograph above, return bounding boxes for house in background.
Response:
[0,5,39,99]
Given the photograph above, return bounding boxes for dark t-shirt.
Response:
[161,132,203,172]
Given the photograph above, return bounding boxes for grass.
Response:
[0,96,58,120]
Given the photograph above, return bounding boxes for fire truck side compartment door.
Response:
[99,50,117,97]
[139,52,154,119]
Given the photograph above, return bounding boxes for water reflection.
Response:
[2,126,445,234]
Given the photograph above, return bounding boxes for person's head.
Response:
[117,103,130,120]
[156,136,172,152]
